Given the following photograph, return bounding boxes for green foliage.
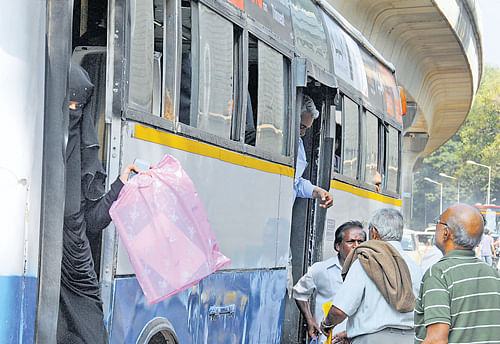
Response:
[411,65,500,229]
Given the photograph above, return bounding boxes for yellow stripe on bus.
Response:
[330,180,402,206]
[134,124,295,178]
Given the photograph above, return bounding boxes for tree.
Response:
[411,65,500,229]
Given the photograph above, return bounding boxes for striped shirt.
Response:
[415,249,500,344]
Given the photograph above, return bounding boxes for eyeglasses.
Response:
[433,216,449,229]
[300,124,308,130]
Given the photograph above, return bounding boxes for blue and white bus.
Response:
[0,0,404,343]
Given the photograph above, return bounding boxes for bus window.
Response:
[342,97,359,179]
[362,110,379,187]
[333,95,342,173]
[128,0,162,115]
[179,0,192,124]
[196,4,234,138]
[386,126,400,192]
[247,36,290,155]
[179,3,235,140]
[246,34,258,146]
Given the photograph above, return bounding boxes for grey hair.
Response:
[447,215,483,249]
[369,208,404,241]
[301,95,319,119]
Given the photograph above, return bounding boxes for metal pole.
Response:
[466,161,492,205]
[424,177,443,215]
[440,183,443,214]
[487,166,491,205]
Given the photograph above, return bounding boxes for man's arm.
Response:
[295,299,320,338]
[293,266,323,338]
[422,323,450,344]
[320,306,347,336]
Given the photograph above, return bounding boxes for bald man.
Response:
[414,204,500,344]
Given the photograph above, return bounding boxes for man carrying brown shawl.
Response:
[320,208,422,344]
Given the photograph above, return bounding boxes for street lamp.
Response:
[424,177,443,214]
[466,160,492,205]
[439,172,459,203]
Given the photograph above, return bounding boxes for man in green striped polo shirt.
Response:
[415,204,500,343]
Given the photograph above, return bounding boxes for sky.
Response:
[479,0,500,67]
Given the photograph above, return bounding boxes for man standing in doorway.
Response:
[293,221,366,343]
[294,95,333,208]
[415,204,500,343]
[479,229,497,266]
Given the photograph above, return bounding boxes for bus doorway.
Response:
[283,81,335,343]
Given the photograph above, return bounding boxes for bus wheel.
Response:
[136,318,179,344]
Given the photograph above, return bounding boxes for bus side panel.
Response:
[197,270,287,344]
[323,182,401,259]
[116,123,287,272]
[0,0,46,342]
[109,277,199,343]
[277,175,294,267]
[109,270,287,343]
[0,276,37,343]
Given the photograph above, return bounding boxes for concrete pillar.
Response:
[401,132,429,228]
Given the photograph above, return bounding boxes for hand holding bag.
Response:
[109,154,231,305]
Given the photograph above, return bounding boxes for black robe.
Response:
[57,64,123,344]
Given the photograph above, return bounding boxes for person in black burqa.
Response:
[57,63,137,344]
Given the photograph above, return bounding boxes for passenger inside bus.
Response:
[294,95,333,208]
[334,127,342,173]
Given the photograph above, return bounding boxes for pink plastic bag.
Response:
[109,154,231,305]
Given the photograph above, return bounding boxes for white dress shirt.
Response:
[293,254,347,342]
[293,138,316,202]
[333,241,422,339]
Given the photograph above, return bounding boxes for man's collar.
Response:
[443,249,475,259]
[325,254,342,269]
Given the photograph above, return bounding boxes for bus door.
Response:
[283,77,335,343]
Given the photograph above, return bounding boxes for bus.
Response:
[475,205,500,233]
[0,0,404,343]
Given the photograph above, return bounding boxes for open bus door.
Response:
[282,63,336,343]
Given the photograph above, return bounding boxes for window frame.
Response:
[384,124,401,194]
[331,86,401,198]
[339,94,361,181]
[361,108,380,185]
[123,0,295,166]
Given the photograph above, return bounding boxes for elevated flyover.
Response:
[326,0,483,223]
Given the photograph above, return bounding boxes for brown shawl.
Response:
[342,240,415,313]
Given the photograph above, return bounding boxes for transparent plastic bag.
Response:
[109,154,231,305]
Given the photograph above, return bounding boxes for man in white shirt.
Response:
[320,209,422,344]
[293,221,366,343]
[293,95,333,208]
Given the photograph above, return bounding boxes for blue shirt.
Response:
[294,138,316,202]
